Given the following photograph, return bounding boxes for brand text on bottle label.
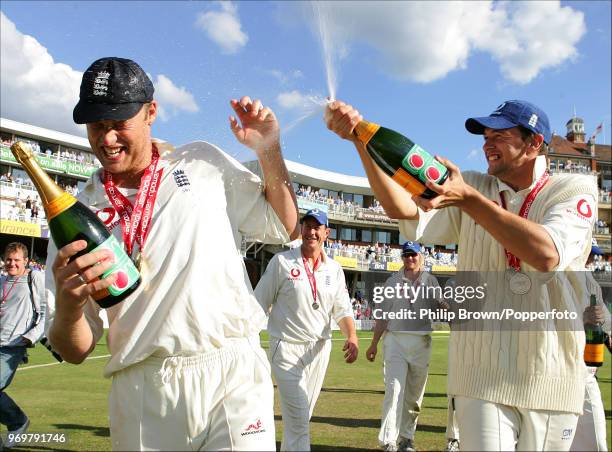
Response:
[93,235,140,296]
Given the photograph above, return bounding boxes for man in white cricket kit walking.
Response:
[255,209,359,451]
[366,241,441,452]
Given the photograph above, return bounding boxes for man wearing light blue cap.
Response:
[326,99,598,451]
[255,209,358,451]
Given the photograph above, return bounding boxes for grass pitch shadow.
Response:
[320,387,385,395]
[275,441,378,451]
[53,423,110,437]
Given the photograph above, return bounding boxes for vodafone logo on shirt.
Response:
[96,207,120,230]
[565,198,594,224]
[576,199,592,218]
[287,267,302,281]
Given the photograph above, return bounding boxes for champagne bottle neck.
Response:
[10,142,77,220]
[354,120,381,146]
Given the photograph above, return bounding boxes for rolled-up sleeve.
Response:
[540,194,596,271]
[331,265,353,323]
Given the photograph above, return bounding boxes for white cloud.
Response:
[195,1,248,54]
[0,12,199,133]
[467,148,482,161]
[0,12,84,135]
[266,69,304,85]
[277,90,326,110]
[153,74,199,122]
[298,0,586,84]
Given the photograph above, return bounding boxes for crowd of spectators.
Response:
[351,292,372,321]
[296,185,388,217]
[595,219,609,235]
[0,173,82,224]
[1,136,99,166]
[599,189,611,203]
[587,253,612,275]
[325,239,458,272]
[549,159,593,174]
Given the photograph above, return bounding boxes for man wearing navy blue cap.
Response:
[255,209,358,451]
[46,57,299,451]
[326,99,598,451]
[366,241,441,452]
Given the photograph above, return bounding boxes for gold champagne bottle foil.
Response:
[10,141,77,220]
[354,121,380,146]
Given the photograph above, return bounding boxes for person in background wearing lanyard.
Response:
[325,99,598,451]
[1,242,46,448]
[254,209,359,451]
[45,57,298,451]
[365,241,441,452]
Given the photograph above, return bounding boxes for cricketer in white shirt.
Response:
[254,209,358,451]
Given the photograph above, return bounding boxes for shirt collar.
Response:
[497,154,547,196]
[296,247,327,264]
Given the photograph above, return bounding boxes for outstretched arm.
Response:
[230,96,299,239]
[325,100,418,219]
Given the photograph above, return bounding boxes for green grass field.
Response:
[3,331,611,451]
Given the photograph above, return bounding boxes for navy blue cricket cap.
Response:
[465,100,552,144]
[301,209,328,227]
[73,57,154,124]
[402,241,421,255]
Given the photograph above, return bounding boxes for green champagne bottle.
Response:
[354,121,448,199]
[584,294,604,367]
[10,141,141,308]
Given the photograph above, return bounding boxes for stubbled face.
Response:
[86,102,157,183]
[4,250,27,277]
[483,127,534,182]
[402,252,420,272]
[301,217,329,254]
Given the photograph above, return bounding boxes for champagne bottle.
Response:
[584,294,604,367]
[354,121,448,199]
[10,141,141,308]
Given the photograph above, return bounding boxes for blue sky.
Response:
[1,1,610,177]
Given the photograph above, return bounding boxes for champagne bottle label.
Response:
[92,235,140,297]
[584,343,604,364]
[401,144,448,184]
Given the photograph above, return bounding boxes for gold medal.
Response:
[132,251,142,272]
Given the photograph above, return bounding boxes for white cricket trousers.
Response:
[108,336,276,451]
[379,332,432,447]
[571,368,607,451]
[269,338,331,451]
[454,396,579,451]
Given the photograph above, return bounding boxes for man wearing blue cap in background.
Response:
[365,241,441,452]
[326,99,598,451]
[255,209,358,451]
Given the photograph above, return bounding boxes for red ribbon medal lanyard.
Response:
[499,171,549,294]
[103,145,164,266]
[302,256,321,310]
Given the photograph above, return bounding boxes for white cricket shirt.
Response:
[254,248,353,343]
[46,141,289,376]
